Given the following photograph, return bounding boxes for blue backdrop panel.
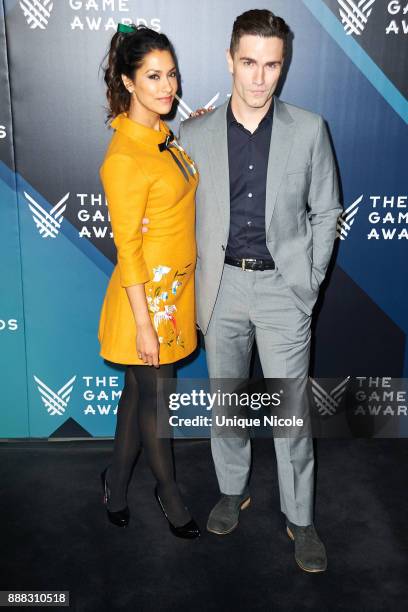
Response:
[0,3,28,437]
[0,164,29,437]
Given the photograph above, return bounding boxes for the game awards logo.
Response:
[336,194,363,240]
[310,377,350,416]
[337,0,376,36]
[34,374,77,416]
[24,191,69,238]
[337,193,408,242]
[19,0,54,30]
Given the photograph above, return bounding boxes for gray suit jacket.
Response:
[178,96,342,334]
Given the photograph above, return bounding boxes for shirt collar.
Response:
[227,96,274,130]
[110,112,171,147]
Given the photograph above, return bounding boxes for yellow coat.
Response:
[97,112,199,365]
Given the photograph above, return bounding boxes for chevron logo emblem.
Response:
[33,375,77,416]
[24,191,69,238]
[336,194,363,240]
[310,377,350,416]
[176,93,221,120]
[337,0,376,36]
[19,0,54,30]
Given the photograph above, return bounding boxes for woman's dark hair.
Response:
[101,24,179,123]
[230,9,290,58]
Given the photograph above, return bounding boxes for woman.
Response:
[98,23,200,538]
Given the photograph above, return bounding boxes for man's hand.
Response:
[189,106,215,118]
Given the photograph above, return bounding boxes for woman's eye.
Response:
[148,74,159,80]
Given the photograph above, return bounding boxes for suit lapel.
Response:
[205,101,230,240]
[265,97,296,233]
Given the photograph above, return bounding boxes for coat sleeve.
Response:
[100,153,150,287]
[308,116,343,286]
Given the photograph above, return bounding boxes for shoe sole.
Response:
[207,497,251,535]
[286,526,327,573]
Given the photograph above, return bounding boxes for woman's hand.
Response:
[136,321,160,367]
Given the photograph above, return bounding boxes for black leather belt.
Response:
[224,256,275,271]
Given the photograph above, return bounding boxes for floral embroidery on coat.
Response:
[146,263,192,348]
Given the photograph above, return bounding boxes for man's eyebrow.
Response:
[239,56,282,65]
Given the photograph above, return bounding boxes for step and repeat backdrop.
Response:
[0,0,407,438]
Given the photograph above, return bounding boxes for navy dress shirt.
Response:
[225,98,274,261]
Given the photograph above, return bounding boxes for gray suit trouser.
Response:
[204,263,314,526]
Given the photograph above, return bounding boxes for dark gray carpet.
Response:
[0,439,407,612]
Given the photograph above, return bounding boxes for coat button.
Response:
[221,245,225,251]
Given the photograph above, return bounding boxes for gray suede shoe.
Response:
[207,492,251,535]
[286,520,327,573]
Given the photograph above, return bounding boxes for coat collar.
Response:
[110,112,171,147]
[226,96,274,129]
[206,95,293,131]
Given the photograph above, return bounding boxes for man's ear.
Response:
[226,48,234,76]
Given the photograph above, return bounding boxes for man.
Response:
[149,9,342,572]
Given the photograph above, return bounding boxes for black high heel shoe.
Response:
[154,486,200,539]
[101,467,130,528]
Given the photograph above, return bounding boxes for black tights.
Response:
[106,364,190,526]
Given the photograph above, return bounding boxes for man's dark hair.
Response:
[229,9,290,57]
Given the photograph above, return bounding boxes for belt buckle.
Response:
[242,258,256,271]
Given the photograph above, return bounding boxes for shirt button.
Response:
[248,192,253,198]
[247,220,252,226]
[249,165,254,170]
